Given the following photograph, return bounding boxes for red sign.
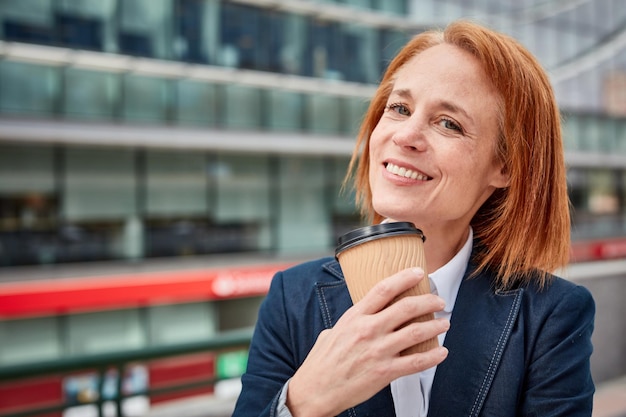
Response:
[0,262,295,319]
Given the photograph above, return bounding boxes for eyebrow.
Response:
[388,88,475,125]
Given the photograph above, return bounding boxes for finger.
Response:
[385,317,450,355]
[388,346,449,379]
[355,267,426,315]
[376,293,445,332]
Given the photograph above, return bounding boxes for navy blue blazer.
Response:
[233,253,595,417]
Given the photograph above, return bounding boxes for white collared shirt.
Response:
[390,227,472,417]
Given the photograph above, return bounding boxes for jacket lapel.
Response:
[427,266,523,417]
[317,260,397,416]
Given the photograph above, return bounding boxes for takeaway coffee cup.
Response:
[335,222,438,354]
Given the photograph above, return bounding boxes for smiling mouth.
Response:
[384,162,431,181]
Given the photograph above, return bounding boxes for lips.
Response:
[384,162,431,181]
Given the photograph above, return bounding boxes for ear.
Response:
[490,163,510,189]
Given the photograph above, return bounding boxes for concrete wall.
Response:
[564,260,626,384]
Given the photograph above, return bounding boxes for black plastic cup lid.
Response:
[335,222,425,257]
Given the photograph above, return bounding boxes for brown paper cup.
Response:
[335,222,438,354]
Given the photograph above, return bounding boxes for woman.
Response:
[233,20,595,417]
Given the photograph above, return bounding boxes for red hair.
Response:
[347,20,570,288]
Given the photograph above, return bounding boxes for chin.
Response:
[372,206,411,224]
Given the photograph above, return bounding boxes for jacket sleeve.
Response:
[521,284,596,417]
[232,270,297,417]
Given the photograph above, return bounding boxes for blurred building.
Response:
[0,0,626,410]
[1,0,626,268]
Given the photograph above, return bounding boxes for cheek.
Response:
[368,134,384,173]
[368,130,383,156]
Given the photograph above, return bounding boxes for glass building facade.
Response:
[0,0,625,268]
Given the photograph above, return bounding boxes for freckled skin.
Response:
[368,44,509,270]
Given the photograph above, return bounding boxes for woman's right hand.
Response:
[285,267,450,417]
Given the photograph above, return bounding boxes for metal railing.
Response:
[0,327,254,417]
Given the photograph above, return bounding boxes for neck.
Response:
[422,226,470,274]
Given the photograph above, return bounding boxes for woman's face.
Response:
[369,43,509,236]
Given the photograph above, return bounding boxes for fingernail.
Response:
[411,267,424,277]
[438,347,449,358]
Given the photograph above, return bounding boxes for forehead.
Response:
[391,44,500,110]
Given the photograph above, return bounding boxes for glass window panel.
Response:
[341,23,378,83]
[219,3,260,70]
[584,170,621,237]
[579,115,603,152]
[63,68,119,120]
[148,302,216,346]
[218,3,287,72]
[213,154,270,222]
[308,20,344,80]
[56,0,115,17]
[175,79,217,127]
[374,0,407,14]
[282,14,307,75]
[379,29,408,78]
[0,0,53,44]
[55,0,116,51]
[0,62,58,116]
[122,74,170,123]
[331,157,356,215]
[174,0,210,63]
[64,147,136,220]
[261,10,286,72]
[0,0,52,25]
[146,150,208,216]
[276,156,331,252]
[67,309,144,355]
[118,0,170,58]
[616,118,626,152]
[307,94,342,135]
[305,19,324,78]
[599,117,618,153]
[343,96,369,136]
[221,85,262,129]
[266,90,303,131]
[0,317,60,365]
[330,157,361,242]
[561,113,582,151]
[201,0,220,65]
[0,145,58,265]
[0,144,55,193]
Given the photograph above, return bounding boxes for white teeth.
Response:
[385,163,428,181]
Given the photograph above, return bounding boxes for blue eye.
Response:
[440,118,462,132]
[386,103,411,116]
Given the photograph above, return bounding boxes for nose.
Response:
[391,116,428,152]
